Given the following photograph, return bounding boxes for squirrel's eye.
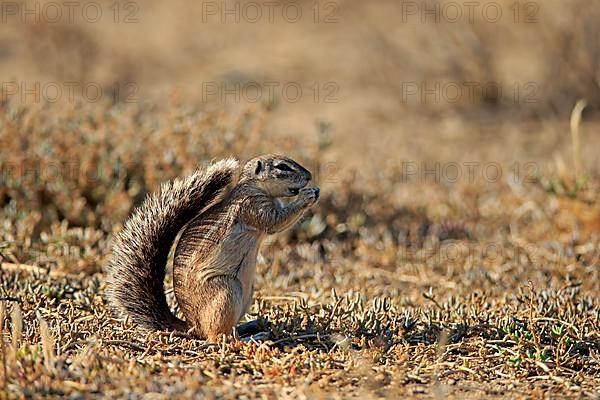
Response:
[275,164,293,172]
[255,161,263,175]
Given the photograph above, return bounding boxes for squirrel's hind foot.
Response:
[188,276,244,342]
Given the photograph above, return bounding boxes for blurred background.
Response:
[1,0,599,169]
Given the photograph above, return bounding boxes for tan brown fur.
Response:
[107,154,318,341]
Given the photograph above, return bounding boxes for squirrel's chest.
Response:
[226,222,264,310]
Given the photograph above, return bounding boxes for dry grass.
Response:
[0,0,599,398]
[0,99,598,398]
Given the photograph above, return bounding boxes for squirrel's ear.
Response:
[254,160,263,175]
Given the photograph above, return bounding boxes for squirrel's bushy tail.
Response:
[106,158,239,331]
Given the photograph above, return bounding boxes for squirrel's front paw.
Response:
[299,187,320,206]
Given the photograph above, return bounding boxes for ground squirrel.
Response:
[107,155,319,341]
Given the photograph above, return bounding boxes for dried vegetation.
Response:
[0,99,598,398]
[0,0,599,398]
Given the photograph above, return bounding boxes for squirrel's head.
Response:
[240,154,312,197]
